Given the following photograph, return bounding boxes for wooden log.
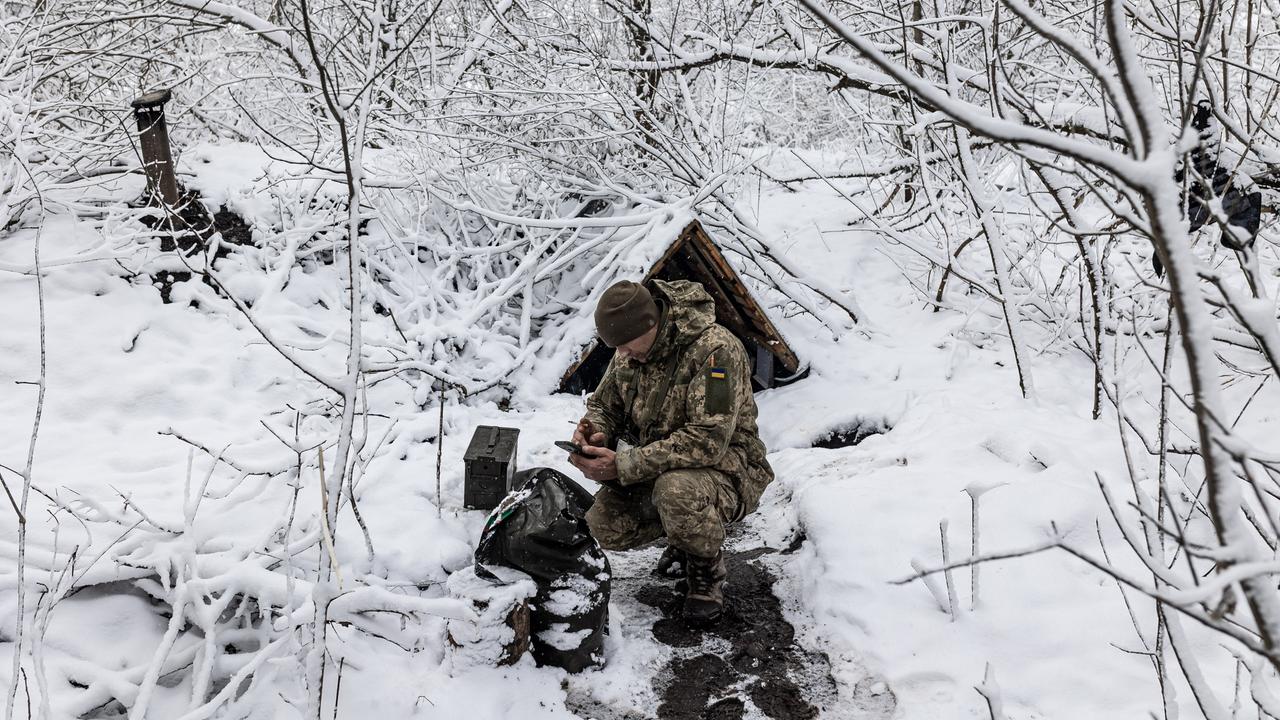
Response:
[445,566,536,668]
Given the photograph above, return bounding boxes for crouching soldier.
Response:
[567,279,774,624]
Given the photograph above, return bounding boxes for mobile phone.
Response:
[555,440,587,456]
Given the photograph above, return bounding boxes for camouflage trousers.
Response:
[585,469,740,559]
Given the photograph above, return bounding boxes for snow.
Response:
[0,140,1272,719]
[538,626,593,652]
[542,577,601,617]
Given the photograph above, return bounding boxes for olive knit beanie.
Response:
[595,280,659,347]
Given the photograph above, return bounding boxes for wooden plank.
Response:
[675,246,752,338]
[682,222,801,372]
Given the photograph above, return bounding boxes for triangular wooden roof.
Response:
[559,219,801,394]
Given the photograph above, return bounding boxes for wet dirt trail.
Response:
[567,531,897,720]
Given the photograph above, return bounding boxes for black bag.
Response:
[475,467,610,672]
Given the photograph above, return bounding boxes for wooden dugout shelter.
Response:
[559,220,803,395]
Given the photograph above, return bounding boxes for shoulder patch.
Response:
[705,364,732,415]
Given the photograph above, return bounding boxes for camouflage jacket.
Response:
[584,279,774,517]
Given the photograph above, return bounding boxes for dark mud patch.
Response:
[648,549,825,720]
[566,532,894,720]
[131,190,255,304]
[657,655,741,720]
[811,418,890,449]
[211,205,254,247]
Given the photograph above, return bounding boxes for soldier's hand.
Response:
[569,444,619,482]
[572,419,591,446]
[573,419,608,448]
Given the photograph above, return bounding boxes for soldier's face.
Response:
[616,325,659,363]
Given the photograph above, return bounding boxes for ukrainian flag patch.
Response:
[706,365,731,414]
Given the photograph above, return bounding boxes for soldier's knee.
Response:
[653,470,710,514]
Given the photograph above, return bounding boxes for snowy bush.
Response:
[4,0,1280,716]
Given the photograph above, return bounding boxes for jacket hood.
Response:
[649,279,716,358]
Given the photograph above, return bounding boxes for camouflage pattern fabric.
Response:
[585,469,740,559]
[583,279,774,557]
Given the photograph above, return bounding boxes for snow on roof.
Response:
[557,205,698,351]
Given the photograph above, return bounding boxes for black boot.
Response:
[683,551,727,625]
[652,545,688,580]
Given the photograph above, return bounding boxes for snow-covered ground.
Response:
[0,147,1248,718]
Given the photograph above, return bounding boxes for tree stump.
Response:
[445,566,536,668]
